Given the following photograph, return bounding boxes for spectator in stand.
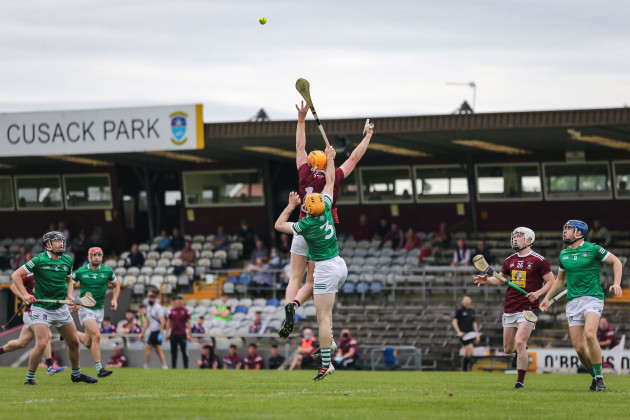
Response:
[244,343,264,370]
[122,310,142,345]
[0,245,11,270]
[377,222,404,251]
[90,225,109,254]
[268,344,286,370]
[431,221,451,253]
[13,245,29,270]
[597,317,618,349]
[100,316,117,334]
[211,294,232,323]
[333,328,358,369]
[165,295,192,369]
[191,315,206,335]
[289,328,319,370]
[136,305,147,327]
[125,244,145,268]
[269,247,282,269]
[471,240,493,265]
[106,346,128,368]
[237,219,256,260]
[248,311,266,334]
[451,238,471,267]
[403,228,420,251]
[251,239,269,262]
[278,233,292,261]
[247,258,273,295]
[375,217,390,240]
[58,221,70,240]
[222,344,243,370]
[170,228,185,251]
[71,230,91,269]
[586,219,612,247]
[211,225,229,251]
[352,214,372,242]
[198,344,219,369]
[179,240,197,266]
[156,230,171,252]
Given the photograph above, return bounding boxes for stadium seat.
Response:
[191,243,203,252]
[203,243,214,250]
[161,251,174,259]
[166,274,177,284]
[356,281,369,294]
[144,259,157,268]
[370,280,384,294]
[205,234,215,242]
[104,259,117,268]
[266,298,279,307]
[192,234,205,243]
[198,258,211,267]
[234,305,248,314]
[177,274,189,286]
[132,283,145,295]
[153,266,167,275]
[201,250,213,259]
[157,258,170,267]
[340,281,356,294]
[223,281,236,294]
[357,240,370,249]
[114,267,127,276]
[252,298,266,307]
[123,275,136,286]
[147,251,160,260]
[170,258,183,266]
[211,258,223,269]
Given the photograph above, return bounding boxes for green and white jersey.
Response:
[291,194,338,262]
[72,264,117,310]
[559,241,609,301]
[23,252,74,310]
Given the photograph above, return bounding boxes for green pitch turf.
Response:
[0,368,629,419]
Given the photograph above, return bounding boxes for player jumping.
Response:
[11,231,97,385]
[0,273,67,375]
[540,220,623,391]
[74,247,120,378]
[475,227,554,389]
[275,146,347,381]
[280,101,373,339]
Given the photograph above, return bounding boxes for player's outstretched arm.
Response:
[473,274,503,287]
[540,271,565,310]
[604,253,623,298]
[339,122,373,177]
[323,146,336,197]
[296,101,309,168]
[11,266,34,303]
[275,192,301,234]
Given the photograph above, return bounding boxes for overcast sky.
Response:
[1,0,629,122]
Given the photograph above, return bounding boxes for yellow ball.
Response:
[259,17,267,25]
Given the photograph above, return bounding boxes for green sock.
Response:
[588,367,595,377]
[593,363,603,378]
[95,362,103,372]
[321,348,331,367]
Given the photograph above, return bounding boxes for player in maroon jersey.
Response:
[279,102,374,339]
[474,227,555,389]
[0,274,67,375]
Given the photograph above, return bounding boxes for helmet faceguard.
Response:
[563,220,588,244]
[43,231,66,256]
[511,227,535,251]
[302,193,325,216]
[88,247,103,265]
[308,150,327,171]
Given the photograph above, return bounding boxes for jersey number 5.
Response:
[320,221,335,240]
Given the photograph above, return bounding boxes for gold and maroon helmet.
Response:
[308,150,327,171]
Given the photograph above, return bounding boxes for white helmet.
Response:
[510,227,535,251]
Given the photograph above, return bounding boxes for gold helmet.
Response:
[302,193,325,216]
[308,150,327,171]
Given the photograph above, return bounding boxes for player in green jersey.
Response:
[73,247,120,378]
[11,231,97,385]
[275,146,348,381]
[541,220,623,391]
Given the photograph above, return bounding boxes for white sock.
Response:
[162,365,168,369]
[144,364,149,369]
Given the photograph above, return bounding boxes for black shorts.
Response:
[461,338,474,346]
[148,331,163,346]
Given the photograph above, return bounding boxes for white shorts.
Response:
[31,306,74,329]
[23,311,34,329]
[313,256,347,295]
[566,296,604,327]
[502,312,536,330]
[78,307,104,327]
[290,234,308,257]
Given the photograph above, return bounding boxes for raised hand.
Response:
[296,101,309,120]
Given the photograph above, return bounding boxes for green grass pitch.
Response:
[1,367,629,419]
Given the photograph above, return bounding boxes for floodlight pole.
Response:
[446,82,476,111]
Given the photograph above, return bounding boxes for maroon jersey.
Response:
[500,251,551,313]
[338,336,358,359]
[297,163,345,223]
[108,353,127,367]
[597,325,618,349]
[244,352,263,369]
[23,274,35,312]
[168,307,191,335]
